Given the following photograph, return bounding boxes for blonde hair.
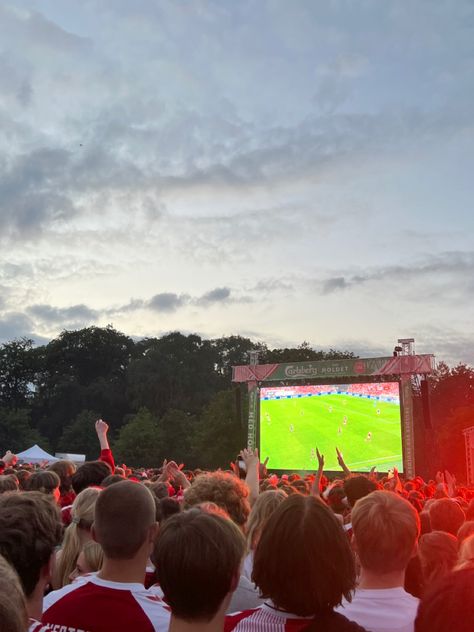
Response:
[81,541,104,573]
[352,490,420,573]
[55,487,101,588]
[0,555,28,632]
[456,533,474,570]
[246,489,287,550]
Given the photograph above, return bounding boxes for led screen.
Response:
[259,382,403,472]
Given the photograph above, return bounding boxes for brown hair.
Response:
[27,470,60,495]
[48,460,76,492]
[0,492,63,596]
[0,475,19,494]
[93,481,156,559]
[418,530,458,586]
[153,509,245,622]
[0,554,28,632]
[352,490,420,573]
[72,460,112,494]
[183,472,250,527]
[457,521,474,545]
[253,495,355,616]
[429,498,465,536]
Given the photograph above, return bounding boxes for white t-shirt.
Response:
[335,587,419,632]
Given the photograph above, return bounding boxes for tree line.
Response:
[0,326,473,479]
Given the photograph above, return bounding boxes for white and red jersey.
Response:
[29,620,53,632]
[225,602,313,631]
[42,574,170,632]
[225,603,368,632]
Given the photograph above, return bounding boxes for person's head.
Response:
[344,475,377,508]
[0,554,28,632]
[327,485,347,514]
[456,534,474,570]
[71,460,112,495]
[68,541,104,582]
[15,469,31,491]
[0,492,63,598]
[183,472,250,528]
[48,460,76,493]
[415,568,474,632]
[429,498,465,536]
[153,509,245,623]
[352,490,420,574]
[27,470,60,502]
[101,474,126,488]
[253,495,355,616]
[457,520,474,545]
[420,511,432,536]
[156,497,181,523]
[418,531,458,586]
[55,486,102,588]
[92,480,157,560]
[0,475,19,494]
[246,489,287,551]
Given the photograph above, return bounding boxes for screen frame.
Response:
[256,377,406,475]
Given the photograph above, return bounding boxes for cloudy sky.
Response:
[1,0,473,365]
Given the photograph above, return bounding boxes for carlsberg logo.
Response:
[285,365,319,377]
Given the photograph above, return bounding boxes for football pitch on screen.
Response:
[260,394,403,472]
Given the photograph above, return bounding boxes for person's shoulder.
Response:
[225,607,262,631]
[29,619,54,632]
[43,574,94,611]
[306,611,368,632]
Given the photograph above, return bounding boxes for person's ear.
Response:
[148,522,159,546]
[410,540,419,559]
[351,533,358,554]
[229,569,240,593]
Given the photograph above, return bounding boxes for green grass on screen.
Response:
[260,394,403,472]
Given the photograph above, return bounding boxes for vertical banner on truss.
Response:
[400,377,415,478]
[247,381,258,449]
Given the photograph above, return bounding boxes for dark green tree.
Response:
[113,408,163,468]
[0,338,38,409]
[0,408,48,453]
[57,410,101,460]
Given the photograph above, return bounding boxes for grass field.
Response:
[260,394,403,472]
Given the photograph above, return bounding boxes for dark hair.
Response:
[27,471,60,495]
[429,499,465,536]
[253,495,355,616]
[344,476,377,508]
[72,461,112,494]
[153,509,245,622]
[101,474,126,488]
[0,492,63,596]
[156,497,181,523]
[415,568,474,632]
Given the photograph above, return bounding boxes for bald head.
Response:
[93,480,156,559]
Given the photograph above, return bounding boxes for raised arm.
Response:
[311,448,325,498]
[335,447,351,478]
[95,419,115,472]
[240,447,260,506]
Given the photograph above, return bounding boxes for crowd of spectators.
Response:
[0,419,474,632]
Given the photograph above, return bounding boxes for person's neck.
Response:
[357,567,405,589]
[169,612,225,632]
[98,555,147,585]
[27,582,46,622]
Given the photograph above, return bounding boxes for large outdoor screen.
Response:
[259,382,403,472]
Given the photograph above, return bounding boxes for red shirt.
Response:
[42,574,170,632]
[225,603,313,631]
